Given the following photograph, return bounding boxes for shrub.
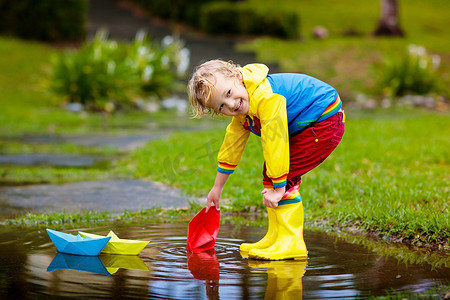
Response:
[48,31,189,112]
[131,0,219,28]
[131,0,300,39]
[129,33,190,100]
[373,44,444,97]
[0,0,86,41]
[200,2,300,39]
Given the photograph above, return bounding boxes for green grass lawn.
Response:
[117,109,449,247]
[238,0,450,98]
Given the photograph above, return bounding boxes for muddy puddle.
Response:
[0,223,448,299]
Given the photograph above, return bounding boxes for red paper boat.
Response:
[187,207,220,253]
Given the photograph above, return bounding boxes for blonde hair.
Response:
[188,59,240,118]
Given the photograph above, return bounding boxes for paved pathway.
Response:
[0,180,189,217]
[12,133,165,151]
[0,134,165,167]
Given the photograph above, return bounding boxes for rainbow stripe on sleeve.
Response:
[263,181,273,189]
[217,162,237,174]
[271,174,287,188]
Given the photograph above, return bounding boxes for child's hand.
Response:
[261,187,285,208]
[206,186,222,213]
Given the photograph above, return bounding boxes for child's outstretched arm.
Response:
[206,172,230,212]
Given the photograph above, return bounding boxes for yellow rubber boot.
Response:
[240,207,277,252]
[248,201,307,260]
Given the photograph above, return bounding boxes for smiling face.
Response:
[208,71,249,116]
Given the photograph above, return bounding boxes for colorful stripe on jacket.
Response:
[278,184,302,206]
[317,94,342,122]
[296,95,342,130]
[217,162,237,174]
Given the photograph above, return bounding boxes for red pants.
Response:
[263,111,345,189]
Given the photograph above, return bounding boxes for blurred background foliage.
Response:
[234,0,449,103]
[131,0,300,38]
[1,0,448,115]
[0,0,87,41]
[47,30,188,112]
[372,44,444,97]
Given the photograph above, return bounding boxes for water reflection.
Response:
[100,254,149,274]
[0,224,448,299]
[46,253,150,276]
[47,253,110,275]
[248,259,308,300]
[187,249,220,281]
[187,249,220,300]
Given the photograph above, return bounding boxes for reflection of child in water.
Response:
[248,260,307,298]
[188,59,345,260]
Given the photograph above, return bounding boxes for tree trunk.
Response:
[374,0,404,37]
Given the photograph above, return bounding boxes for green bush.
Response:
[131,0,299,39]
[131,0,218,28]
[373,44,444,97]
[130,0,173,20]
[200,2,300,39]
[48,31,188,112]
[0,0,86,41]
[250,7,299,39]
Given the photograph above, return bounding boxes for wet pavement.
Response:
[0,180,189,217]
[6,133,165,151]
[0,133,164,167]
[0,154,106,167]
[0,130,188,217]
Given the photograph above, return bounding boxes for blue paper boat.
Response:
[47,252,111,275]
[46,229,111,256]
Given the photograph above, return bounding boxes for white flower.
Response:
[135,30,147,43]
[108,40,117,49]
[161,55,169,67]
[431,54,441,69]
[407,44,418,55]
[416,46,426,57]
[107,61,116,74]
[162,36,174,47]
[177,48,190,75]
[408,44,426,57]
[142,66,153,81]
[138,46,147,56]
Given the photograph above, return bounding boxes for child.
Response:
[188,59,345,260]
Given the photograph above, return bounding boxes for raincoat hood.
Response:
[239,63,269,100]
